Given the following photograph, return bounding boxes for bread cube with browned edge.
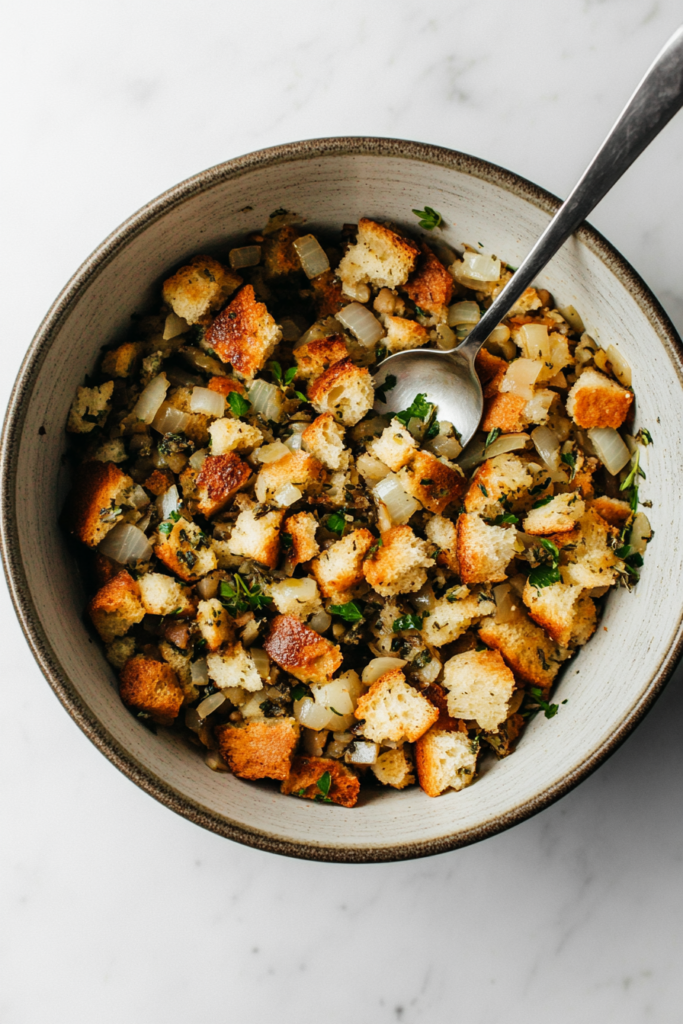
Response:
[264,614,342,684]
[154,517,217,582]
[101,342,142,379]
[302,414,349,471]
[424,514,459,572]
[196,598,234,651]
[523,493,585,535]
[294,335,349,379]
[363,525,435,597]
[309,270,347,317]
[354,668,438,744]
[268,576,323,619]
[588,496,632,528]
[442,649,516,732]
[415,727,479,797]
[421,591,496,648]
[457,513,517,584]
[119,655,184,726]
[281,755,360,807]
[207,642,263,692]
[162,255,241,325]
[87,571,145,644]
[262,226,301,281]
[560,508,624,589]
[481,392,528,434]
[475,348,507,397]
[308,358,375,427]
[369,419,418,472]
[66,380,114,434]
[398,451,466,515]
[566,367,633,429]
[194,452,252,517]
[137,572,196,616]
[208,417,263,455]
[228,506,286,569]
[464,454,533,516]
[523,580,597,647]
[402,243,454,317]
[62,461,134,548]
[478,609,569,689]
[283,511,320,566]
[215,718,300,780]
[204,284,282,380]
[254,450,325,505]
[371,747,415,789]
[338,218,420,290]
[311,528,376,598]
[383,316,429,354]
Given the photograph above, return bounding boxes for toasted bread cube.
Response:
[281,755,360,807]
[523,388,556,425]
[464,454,533,515]
[283,511,320,566]
[228,506,286,569]
[415,727,478,797]
[402,244,454,316]
[268,576,323,619]
[481,392,528,433]
[354,668,438,744]
[264,614,342,684]
[442,649,515,732]
[154,518,217,582]
[105,636,136,671]
[371,746,415,789]
[162,255,241,325]
[158,641,195,699]
[424,514,459,572]
[143,469,175,496]
[209,417,263,455]
[137,571,196,616]
[66,380,114,435]
[566,367,633,428]
[196,598,233,651]
[523,579,597,647]
[308,357,374,427]
[368,418,418,471]
[421,592,496,647]
[294,334,349,379]
[262,226,301,280]
[207,642,263,692]
[456,513,516,584]
[560,508,623,588]
[475,348,508,397]
[194,452,252,517]
[101,342,142,379]
[215,718,300,780]
[161,385,211,446]
[302,413,349,471]
[311,528,376,598]
[207,377,248,398]
[204,284,282,380]
[398,451,465,515]
[338,218,420,290]
[383,315,429,354]
[87,570,145,643]
[62,461,134,548]
[478,610,568,688]
[119,655,184,726]
[523,492,585,535]
[309,270,347,317]
[363,525,435,597]
[588,495,632,527]
[254,450,325,505]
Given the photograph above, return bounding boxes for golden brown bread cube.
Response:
[143,468,175,496]
[87,571,145,644]
[337,218,420,290]
[204,284,281,380]
[565,368,633,429]
[354,668,438,744]
[227,506,286,569]
[522,580,597,647]
[293,334,349,380]
[101,341,142,378]
[442,649,516,733]
[363,525,434,597]
[194,453,252,517]
[162,255,241,325]
[464,454,533,516]
[402,243,454,316]
[263,614,342,684]
[311,528,376,598]
[207,376,248,398]
[254,450,325,505]
[283,511,320,566]
[281,755,360,807]
[456,513,516,584]
[119,655,184,726]
[307,357,375,427]
[415,727,478,797]
[475,348,507,397]
[262,226,302,281]
[478,610,568,689]
[481,391,529,433]
[309,270,347,317]
[154,518,217,582]
[382,316,429,354]
[62,461,133,548]
[397,451,466,515]
[215,718,300,780]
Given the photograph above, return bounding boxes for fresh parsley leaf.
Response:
[169,510,181,522]
[281,532,293,550]
[392,614,423,632]
[627,552,644,568]
[531,495,554,509]
[395,393,434,427]
[621,450,645,491]
[529,478,551,495]
[368,538,383,555]
[539,538,560,560]
[167,607,182,616]
[159,521,173,535]
[219,575,273,615]
[228,391,251,417]
[292,684,308,703]
[479,483,488,497]
[484,427,501,450]
[296,788,306,797]
[295,390,308,402]
[491,513,519,525]
[414,305,430,318]
[616,544,631,558]
[375,374,397,404]
[412,206,442,230]
[528,538,561,590]
[327,512,347,535]
[526,686,567,720]
[317,771,332,796]
[270,361,283,384]
[329,601,364,623]
[284,366,298,385]
[561,451,577,480]
[425,418,440,440]
[636,428,653,446]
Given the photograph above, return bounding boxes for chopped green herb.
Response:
[159,521,174,535]
[526,686,567,720]
[327,512,347,535]
[169,510,181,522]
[621,450,645,491]
[636,428,653,446]
[329,601,364,623]
[392,613,423,632]
[291,683,308,702]
[529,478,551,495]
[479,484,489,497]
[281,532,293,550]
[492,512,519,525]
[167,607,182,616]
[228,390,251,417]
[395,393,434,427]
[484,428,501,450]
[296,788,306,796]
[528,538,561,590]
[219,575,272,615]
[414,305,430,318]
[413,650,432,669]
[420,478,434,486]
[194,638,207,653]
[561,451,577,480]
[531,495,554,509]
[412,206,442,230]
[375,374,397,404]
[270,361,283,383]
[285,366,298,386]
[368,538,383,555]
[317,771,332,796]
[294,391,308,403]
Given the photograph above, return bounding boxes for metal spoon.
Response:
[373,25,683,447]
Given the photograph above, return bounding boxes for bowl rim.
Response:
[2,135,683,863]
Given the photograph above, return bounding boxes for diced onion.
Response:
[292,235,330,279]
[196,577,218,600]
[336,303,384,347]
[493,583,520,624]
[191,659,209,685]
[98,522,153,563]
[294,697,334,731]
[345,740,378,765]
[308,610,331,633]
[136,511,153,534]
[152,402,191,435]
[484,433,530,460]
[531,426,564,478]
[255,440,291,464]
[447,300,480,327]
[311,678,354,716]
[229,245,261,270]
[524,389,555,424]
[630,512,651,555]
[487,324,511,345]
[205,749,230,772]
[558,305,585,334]
[133,373,169,425]
[185,707,202,733]
[130,484,150,508]
[500,358,544,399]
[271,576,319,606]
[274,484,302,507]
[434,324,456,349]
[460,251,501,282]
[518,323,550,362]
[189,448,209,470]
[163,312,190,341]
[250,648,270,679]
[197,691,226,718]
[156,484,180,521]
[361,657,407,684]
[606,344,632,387]
[284,422,308,451]
[428,430,462,459]
[248,379,286,423]
[588,427,631,475]
[373,474,420,524]
[342,281,371,303]
[190,387,226,418]
[457,440,488,473]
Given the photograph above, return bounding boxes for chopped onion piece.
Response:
[606,344,632,387]
[190,387,225,418]
[256,440,291,464]
[524,389,555,425]
[311,677,354,716]
[461,251,501,282]
[588,427,631,475]
[487,324,511,344]
[136,511,153,534]
[293,697,334,731]
[531,426,564,478]
[98,522,153,564]
[163,312,190,341]
[447,300,480,327]
[434,324,456,349]
[493,583,520,624]
[196,577,218,600]
[518,323,550,362]
[156,484,180,521]
[345,740,378,765]
[500,358,543,399]
[130,484,150,508]
[292,235,330,279]
[336,302,384,347]
[283,422,307,451]
[484,433,530,460]
[250,647,270,680]
[133,373,169,425]
[205,749,230,772]
[558,305,585,334]
[630,512,651,555]
[362,657,407,684]
[197,691,226,718]
[229,245,261,270]
[373,473,420,524]
[152,402,191,435]
[308,610,331,633]
[428,433,462,460]
[191,659,209,685]
[457,440,488,473]
[185,707,202,733]
[248,378,286,423]
[271,576,318,607]
[274,483,302,507]
[189,448,209,470]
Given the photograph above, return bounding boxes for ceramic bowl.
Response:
[3,138,683,862]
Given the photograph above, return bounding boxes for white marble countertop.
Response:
[2,1,683,1020]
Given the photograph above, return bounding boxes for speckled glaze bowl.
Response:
[3,138,682,862]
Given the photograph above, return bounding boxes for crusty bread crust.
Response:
[143,468,175,496]
[195,453,252,517]
[415,727,478,797]
[62,461,133,548]
[566,367,633,429]
[87,570,145,643]
[262,226,301,281]
[523,580,597,647]
[254,450,325,504]
[216,718,300,780]
[354,668,438,744]
[588,495,632,527]
[119,655,184,725]
[264,614,342,684]
[228,506,286,569]
[162,255,241,325]
[207,376,248,397]
[383,316,429,354]
[311,528,376,598]
[154,518,217,582]
[475,348,507,397]
[457,513,516,584]
[398,451,465,514]
[294,335,349,379]
[478,611,567,688]
[481,391,528,433]
[283,511,320,566]
[309,270,347,317]
[402,243,453,315]
[205,284,281,379]
[363,525,434,597]
[307,357,374,427]
[281,755,360,806]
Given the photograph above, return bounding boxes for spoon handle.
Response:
[459,24,683,360]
